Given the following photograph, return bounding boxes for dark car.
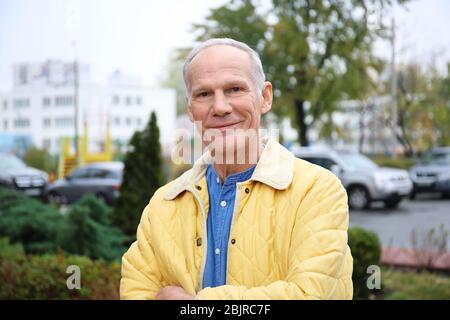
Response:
[45,161,124,205]
[0,152,48,197]
[409,147,450,199]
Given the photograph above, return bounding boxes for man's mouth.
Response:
[207,121,243,131]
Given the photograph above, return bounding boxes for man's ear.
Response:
[261,81,273,115]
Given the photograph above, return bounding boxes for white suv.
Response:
[291,147,413,210]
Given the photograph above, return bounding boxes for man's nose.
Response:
[212,92,232,116]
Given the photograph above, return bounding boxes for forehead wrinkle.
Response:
[190,67,253,92]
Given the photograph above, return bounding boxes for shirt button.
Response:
[216,177,220,183]
[220,200,226,207]
[215,248,220,255]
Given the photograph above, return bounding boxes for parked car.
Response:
[291,146,413,209]
[0,152,48,197]
[45,162,124,205]
[409,147,450,199]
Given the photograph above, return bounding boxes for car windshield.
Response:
[422,151,450,165]
[338,153,378,171]
[0,154,27,170]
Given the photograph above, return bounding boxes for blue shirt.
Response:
[202,164,256,288]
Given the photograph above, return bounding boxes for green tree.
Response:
[192,0,407,145]
[112,112,164,237]
[23,146,56,173]
[378,61,450,155]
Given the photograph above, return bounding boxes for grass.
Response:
[381,267,450,300]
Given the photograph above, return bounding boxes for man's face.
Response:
[186,45,272,163]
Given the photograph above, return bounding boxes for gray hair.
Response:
[183,38,266,98]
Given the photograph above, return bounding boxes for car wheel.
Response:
[409,191,416,200]
[348,186,370,210]
[384,198,402,209]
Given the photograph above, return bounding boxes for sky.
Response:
[0,0,449,92]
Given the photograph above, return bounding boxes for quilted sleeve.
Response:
[120,202,164,300]
[195,171,353,300]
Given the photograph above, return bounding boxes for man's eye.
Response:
[198,92,209,97]
[232,87,241,92]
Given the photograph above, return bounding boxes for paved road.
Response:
[349,194,450,249]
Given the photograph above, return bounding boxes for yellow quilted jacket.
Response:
[120,137,353,300]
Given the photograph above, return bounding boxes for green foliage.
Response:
[23,146,56,173]
[380,62,450,156]
[382,267,450,300]
[59,195,128,261]
[0,188,62,254]
[0,238,120,299]
[112,112,164,237]
[369,155,416,170]
[0,188,128,261]
[348,227,382,299]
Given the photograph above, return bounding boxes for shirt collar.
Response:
[163,135,295,200]
[207,163,256,186]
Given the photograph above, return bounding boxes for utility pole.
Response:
[390,17,398,155]
[73,41,79,165]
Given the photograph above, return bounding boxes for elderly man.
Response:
[120,38,353,300]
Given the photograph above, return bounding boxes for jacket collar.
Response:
[163,136,295,200]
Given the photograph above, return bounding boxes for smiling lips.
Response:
[207,121,243,131]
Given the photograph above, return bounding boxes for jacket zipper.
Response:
[191,187,208,292]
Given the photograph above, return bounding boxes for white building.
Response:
[0,61,176,156]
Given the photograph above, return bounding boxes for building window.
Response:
[55,95,73,106]
[126,117,131,126]
[114,117,120,126]
[125,96,132,105]
[14,118,30,128]
[136,118,142,126]
[55,117,73,127]
[3,120,7,130]
[43,118,51,128]
[42,97,51,107]
[112,95,120,105]
[136,96,142,105]
[2,100,7,110]
[13,98,30,109]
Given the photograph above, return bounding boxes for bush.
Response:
[59,194,129,261]
[0,188,62,254]
[348,227,382,299]
[0,188,128,261]
[0,238,120,299]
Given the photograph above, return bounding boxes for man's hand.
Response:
[156,286,195,300]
